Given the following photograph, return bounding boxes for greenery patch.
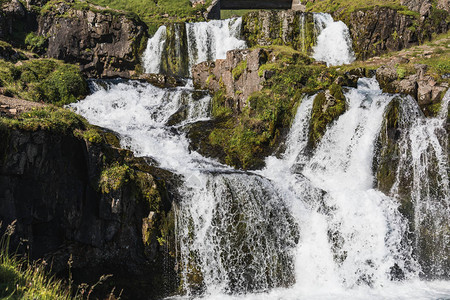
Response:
[0,58,88,105]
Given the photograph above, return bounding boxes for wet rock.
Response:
[138,73,186,88]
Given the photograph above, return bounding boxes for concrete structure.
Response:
[206,0,296,19]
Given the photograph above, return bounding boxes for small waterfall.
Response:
[312,13,355,66]
[143,26,167,74]
[186,18,247,68]
[143,18,246,76]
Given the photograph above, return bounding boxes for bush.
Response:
[25,32,48,53]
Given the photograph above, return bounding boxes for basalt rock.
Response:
[0,121,180,299]
[37,2,148,78]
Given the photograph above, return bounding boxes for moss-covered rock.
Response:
[242,11,317,54]
[308,84,347,149]
[0,58,88,105]
[160,23,190,77]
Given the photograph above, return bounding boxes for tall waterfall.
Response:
[143,18,246,76]
[312,13,355,66]
[70,77,450,299]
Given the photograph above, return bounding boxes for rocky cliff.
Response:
[37,1,148,78]
[340,6,448,60]
[242,7,449,60]
[0,103,179,299]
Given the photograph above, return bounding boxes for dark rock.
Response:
[341,6,449,60]
[37,2,148,78]
[0,126,180,299]
[138,73,186,88]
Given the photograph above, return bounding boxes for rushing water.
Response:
[312,13,355,66]
[143,18,246,75]
[70,74,450,299]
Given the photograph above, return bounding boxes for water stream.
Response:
[70,75,450,299]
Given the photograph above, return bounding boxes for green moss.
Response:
[0,59,88,105]
[135,171,162,212]
[0,107,87,133]
[308,84,346,148]
[99,162,131,194]
[75,128,103,143]
[232,60,247,80]
[211,89,232,118]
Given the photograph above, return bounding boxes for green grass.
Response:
[0,223,75,299]
[0,58,88,106]
[304,0,416,16]
[0,106,104,139]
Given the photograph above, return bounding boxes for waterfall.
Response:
[389,90,450,278]
[143,26,167,74]
[70,77,450,299]
[312,13,355,66]
[143,18,246,76]
[186,18,247,68]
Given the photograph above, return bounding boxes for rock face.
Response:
[192,48,269,111]
[341,7,449,60]
[0,125,179,299]
[0,0,37,41]
[37,2,148,78]
[242,11,316,53]
[241,8,448,61]
[376,63,449,116]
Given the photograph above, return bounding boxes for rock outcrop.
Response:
[376,63,449,116]
[192,48,269,111]
[242,11,316,53]
[340,6,449,60]
[0,113,179,299]
[241,7,448,61]
[37,1,148,78]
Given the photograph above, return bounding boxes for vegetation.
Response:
[24,32,48,54]
[206,47,355,169]
[304,0,417,17]
[0,222,72,299]
[84,0,212,34]
[0,59,88,106]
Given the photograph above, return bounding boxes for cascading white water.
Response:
[143,26,167,74]
[186,18,246,68]
[390,90,450,278]
[142,18,246,75]
[70,76,450,299]
[312,13,355,66]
